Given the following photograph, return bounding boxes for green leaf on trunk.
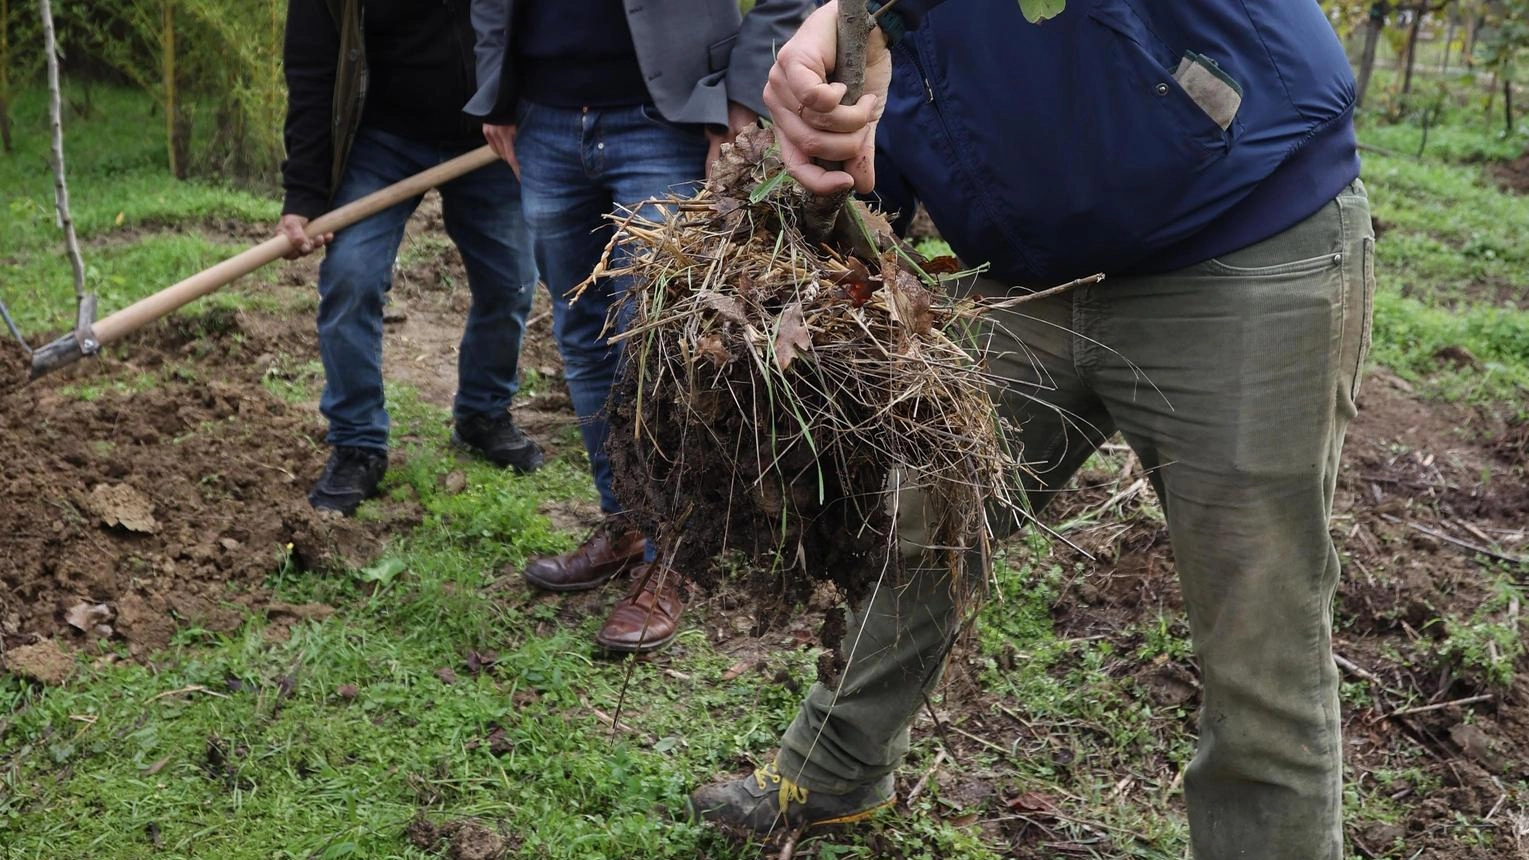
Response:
[1018,0,1066,24]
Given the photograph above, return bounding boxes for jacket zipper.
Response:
[897,40,936,105]
[896,37,961,157]
[896,33,1042,281]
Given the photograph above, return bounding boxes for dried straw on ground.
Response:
[588,127,1027,616]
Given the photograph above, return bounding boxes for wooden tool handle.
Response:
[31,145,501,379]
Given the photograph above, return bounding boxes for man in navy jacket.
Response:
[690,2,1373,857]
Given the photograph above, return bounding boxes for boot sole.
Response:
[803,798,895,828]
[685,795,894,835]
[522,563,631,593]
[594,626,680,654]
[308,478,385,517]
[450,432,545,474]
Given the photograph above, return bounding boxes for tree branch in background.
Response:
[38,0,86,304]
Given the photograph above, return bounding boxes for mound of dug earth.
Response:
[0,315,402,658]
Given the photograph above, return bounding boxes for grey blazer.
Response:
[464,0,814,125]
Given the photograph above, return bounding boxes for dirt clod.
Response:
[406,817,509,860]
[87,482,159,533]
[2,639,74,685]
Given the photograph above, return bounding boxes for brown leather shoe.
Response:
[522,519,646,592]
[595,563,686,654]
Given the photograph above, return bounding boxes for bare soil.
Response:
[0,311,401,657]
[1490,150,1529,196]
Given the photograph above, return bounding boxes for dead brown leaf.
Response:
[64,602,113,634]
[887,268,934,336]
[696,333,733,368]
[699,292,748,325]
[720,659,755,682]
[774,303,812,371]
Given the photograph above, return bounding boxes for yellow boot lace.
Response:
[753,761,809,816]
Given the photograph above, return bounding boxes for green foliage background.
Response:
[2,0,286,183]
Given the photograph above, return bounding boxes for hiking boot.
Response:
[594,563,686,653]
[522,517,646,591]
[308,446,388,517]
[687,760,895,836]
[452,410,544,473]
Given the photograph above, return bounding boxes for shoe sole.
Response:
[803,798,895,828]
[684,796,895,835]
[594,626,679,654]
[450,431,545,474]
[521,563,631,593]
[308,485,383,518]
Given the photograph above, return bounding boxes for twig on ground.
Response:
[775,826,805,860]
[922,692,964,767]
[1485,778,1508,822]
[1380,514,1526,565]
[1333,651,1384,686]
[144,684,230,704]
[579,693,649,739]
[1373,693,1495,723]
[905,748,947,806]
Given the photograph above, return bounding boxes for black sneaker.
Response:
[308,446,388,516]
[453,410,544,473]
[687,760,895,836]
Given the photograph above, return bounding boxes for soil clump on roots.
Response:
[600,127,1019,640]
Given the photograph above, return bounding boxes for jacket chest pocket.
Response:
[1088,0,1240,170]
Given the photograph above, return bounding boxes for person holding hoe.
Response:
[465,0,814,653]
[280,0,543,516]
[689,2,1373,858]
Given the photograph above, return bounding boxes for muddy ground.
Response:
[2,196,1526,857]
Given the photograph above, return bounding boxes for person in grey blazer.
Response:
[465,0,814,654]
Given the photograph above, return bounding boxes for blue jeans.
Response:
[513,102,709,513]
[317,127,538,451]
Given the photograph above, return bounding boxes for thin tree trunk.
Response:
[163,0,184,179]
[1,0,11,153]
[38,0,87,302]
[1505,74,1515,135]
[1402,3,1425,94]
[1358,2,1387,109]
[1440,6,1455,73]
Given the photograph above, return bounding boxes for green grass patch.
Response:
[2,86,280,338]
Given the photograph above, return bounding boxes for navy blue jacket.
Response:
[875,0,1360,285]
